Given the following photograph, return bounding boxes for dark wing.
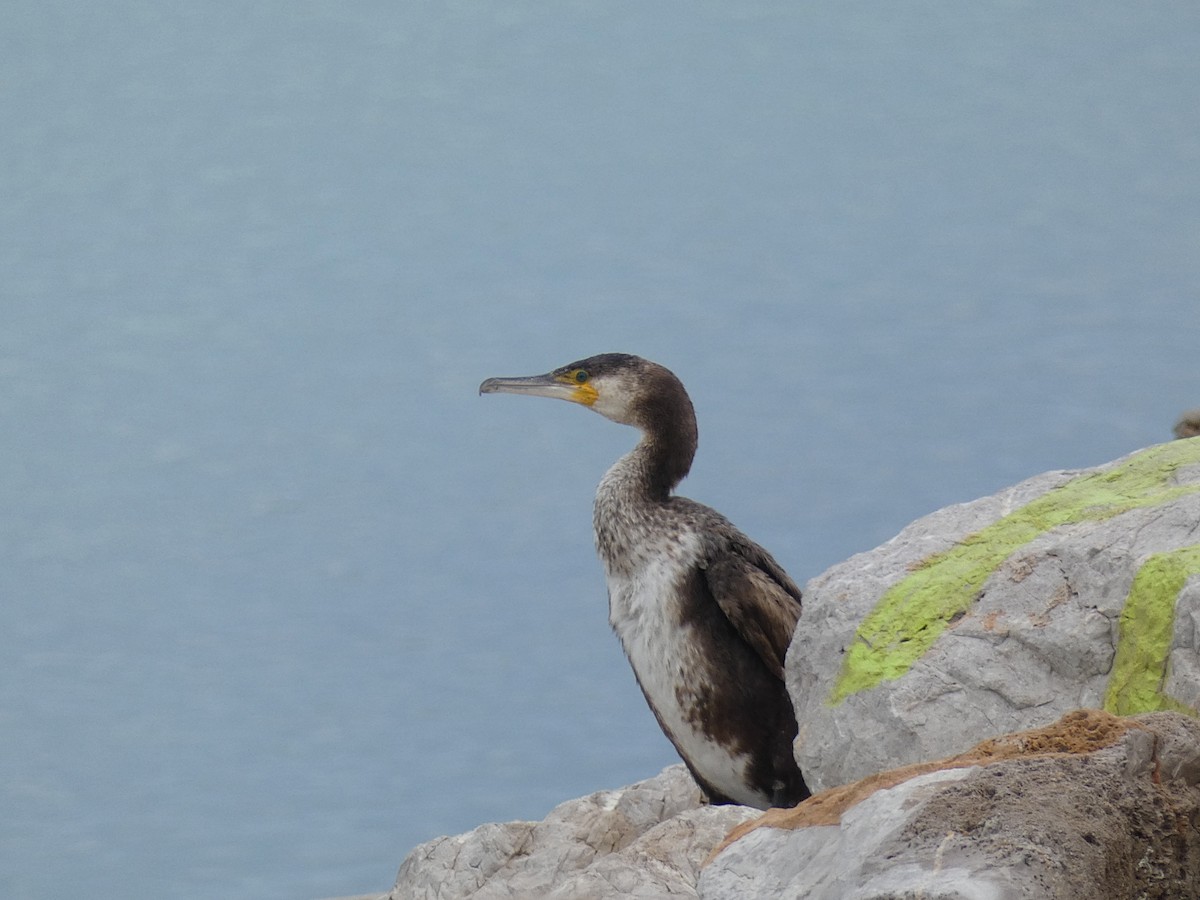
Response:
[699,532,803,680]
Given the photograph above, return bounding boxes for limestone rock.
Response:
[789,438,1200,792]
[389,764,756,899]
[701,709,1200,900]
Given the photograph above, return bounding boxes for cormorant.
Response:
[480,353,808,809]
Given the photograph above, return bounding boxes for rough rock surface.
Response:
[790,438,1200,791]
[701,709,1200,900]
[389,765,753,899]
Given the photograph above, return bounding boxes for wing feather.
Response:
[700,535,802,680]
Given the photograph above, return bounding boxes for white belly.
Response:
[605,534,767,808]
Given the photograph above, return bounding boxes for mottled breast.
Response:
[600,522,769,808]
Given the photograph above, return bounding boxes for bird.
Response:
[1175,409,1200,440]
[480,353,808,809]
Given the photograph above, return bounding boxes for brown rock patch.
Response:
[713,708,1137,857]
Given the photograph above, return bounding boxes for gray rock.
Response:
[389,764,756,899]
[789,439,1200,792]
[700,710,1200,900]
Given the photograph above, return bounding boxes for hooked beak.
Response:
[479,372,598,406]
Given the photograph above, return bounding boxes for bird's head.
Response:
[480,353,691,432]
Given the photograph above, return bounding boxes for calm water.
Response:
[3,3,1198,897]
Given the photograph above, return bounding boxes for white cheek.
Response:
[590,380,639,425]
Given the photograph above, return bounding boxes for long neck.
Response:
[593,381,699,574]
[636,417,697,501]
[594,432,694,576]
[600,396,698,504]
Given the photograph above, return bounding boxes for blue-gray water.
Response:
[3,3,1198,898]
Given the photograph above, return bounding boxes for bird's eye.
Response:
[574,370,589,384]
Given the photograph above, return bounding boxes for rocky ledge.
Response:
[392,710,1200,899]
[705,708,1200,898]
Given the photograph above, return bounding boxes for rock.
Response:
[388,764,757,899]
[701,709,1200,900]
[789,438,1200,792]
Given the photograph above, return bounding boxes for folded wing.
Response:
[700,536,802,680]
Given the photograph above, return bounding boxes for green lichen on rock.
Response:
[830,440,1200,705]
[1104,544,1200,716]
